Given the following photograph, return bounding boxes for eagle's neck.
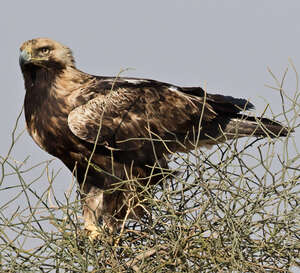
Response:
[22,65,91,154]
[23,66,90,115]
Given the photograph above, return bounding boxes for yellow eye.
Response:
[40,47,50,55]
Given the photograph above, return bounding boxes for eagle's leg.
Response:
[81,175,150,242]
[82,184,103,241]
[81,177,120,241]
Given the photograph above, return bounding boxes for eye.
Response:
[39,47,51,55]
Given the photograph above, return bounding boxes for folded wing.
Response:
[68,83,217,151]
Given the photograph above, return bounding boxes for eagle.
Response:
[19,38,289,240]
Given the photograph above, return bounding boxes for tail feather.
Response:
[223,115,291,139]
[181,86,292,142]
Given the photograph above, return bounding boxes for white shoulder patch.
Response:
[124,79,148,84]
[169,86,179,92]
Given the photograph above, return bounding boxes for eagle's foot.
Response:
[84,224,102,242]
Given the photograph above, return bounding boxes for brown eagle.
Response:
[19,38,289,240]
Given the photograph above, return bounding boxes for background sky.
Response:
[0,0,299,257]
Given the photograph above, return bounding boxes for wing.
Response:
[67,79,217,151]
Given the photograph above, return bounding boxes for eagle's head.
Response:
[19,38,75,70]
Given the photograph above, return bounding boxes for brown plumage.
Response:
[19,38,290,239]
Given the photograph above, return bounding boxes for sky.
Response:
[0,0,299,260]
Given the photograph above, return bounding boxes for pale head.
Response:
[19,38,75,69]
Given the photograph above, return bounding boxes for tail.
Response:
[181,87,292,142]
[223,115,291,139]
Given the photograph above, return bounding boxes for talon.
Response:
[85,224,101,242]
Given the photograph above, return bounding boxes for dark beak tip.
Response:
[19,56,26,66]
[19,50,31,66]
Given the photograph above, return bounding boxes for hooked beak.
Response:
[19,50,31,66]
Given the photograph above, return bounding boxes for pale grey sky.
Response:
[0,0,299,258]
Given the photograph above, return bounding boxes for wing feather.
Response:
[68,84,217,151]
